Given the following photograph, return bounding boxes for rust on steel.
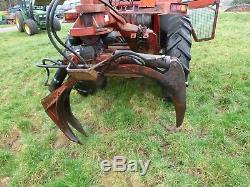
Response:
[106,60,186,127]
[39,0,220,143]
[42,53,186,143]
[42,78,88,143]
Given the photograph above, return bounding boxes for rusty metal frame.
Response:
[38,0,220,143]
[41,53,186,143]
[191,1,220,42]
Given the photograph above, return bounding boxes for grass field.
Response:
[0,25,15,28]
[0,13,249,187]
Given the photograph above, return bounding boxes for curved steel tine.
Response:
[56,89,82,144]
[105,61,186,128]
[163,58,186,127]
[171,95,186,127]
[63,89,88,136]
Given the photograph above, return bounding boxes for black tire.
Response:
[23,19,38,36]
[53,17,61,31]
[160,15,192,81]
[15,11,24,32]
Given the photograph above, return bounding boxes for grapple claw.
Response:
[162,58,186,127]
[56,89,81,143]
[41,54,186,143]
[41,78,82,144]
[106,58,186,127]
[64,89,88,136]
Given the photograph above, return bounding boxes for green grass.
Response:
[0,13,249,186]
[0,24,15,28]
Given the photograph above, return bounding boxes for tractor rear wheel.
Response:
[160,15,192,82]
[15,11,24,32]
[23,19,38,36]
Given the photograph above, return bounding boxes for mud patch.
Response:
[0,177,10,187]
[0,128,21,152]
[197,128,208,138]
[96,127,114,135]
[101,173,146,187]
[128,175,146,187]
[186,167,204,177]
[67,151,80,159]
[53,131,69,148]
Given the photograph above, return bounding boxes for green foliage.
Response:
[232,0,250,5]
[0,0,19,11]
[0,13,249,186]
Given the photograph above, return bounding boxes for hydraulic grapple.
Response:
[37,0,220,143]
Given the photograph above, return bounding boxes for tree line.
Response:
[232,0,250,4]
[0,0,18,10]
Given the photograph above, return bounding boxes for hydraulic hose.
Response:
[49,0,87,65]
[46,0,72,91]
[46,0,72,63]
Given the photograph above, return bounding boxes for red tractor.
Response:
[37,0,220,143]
